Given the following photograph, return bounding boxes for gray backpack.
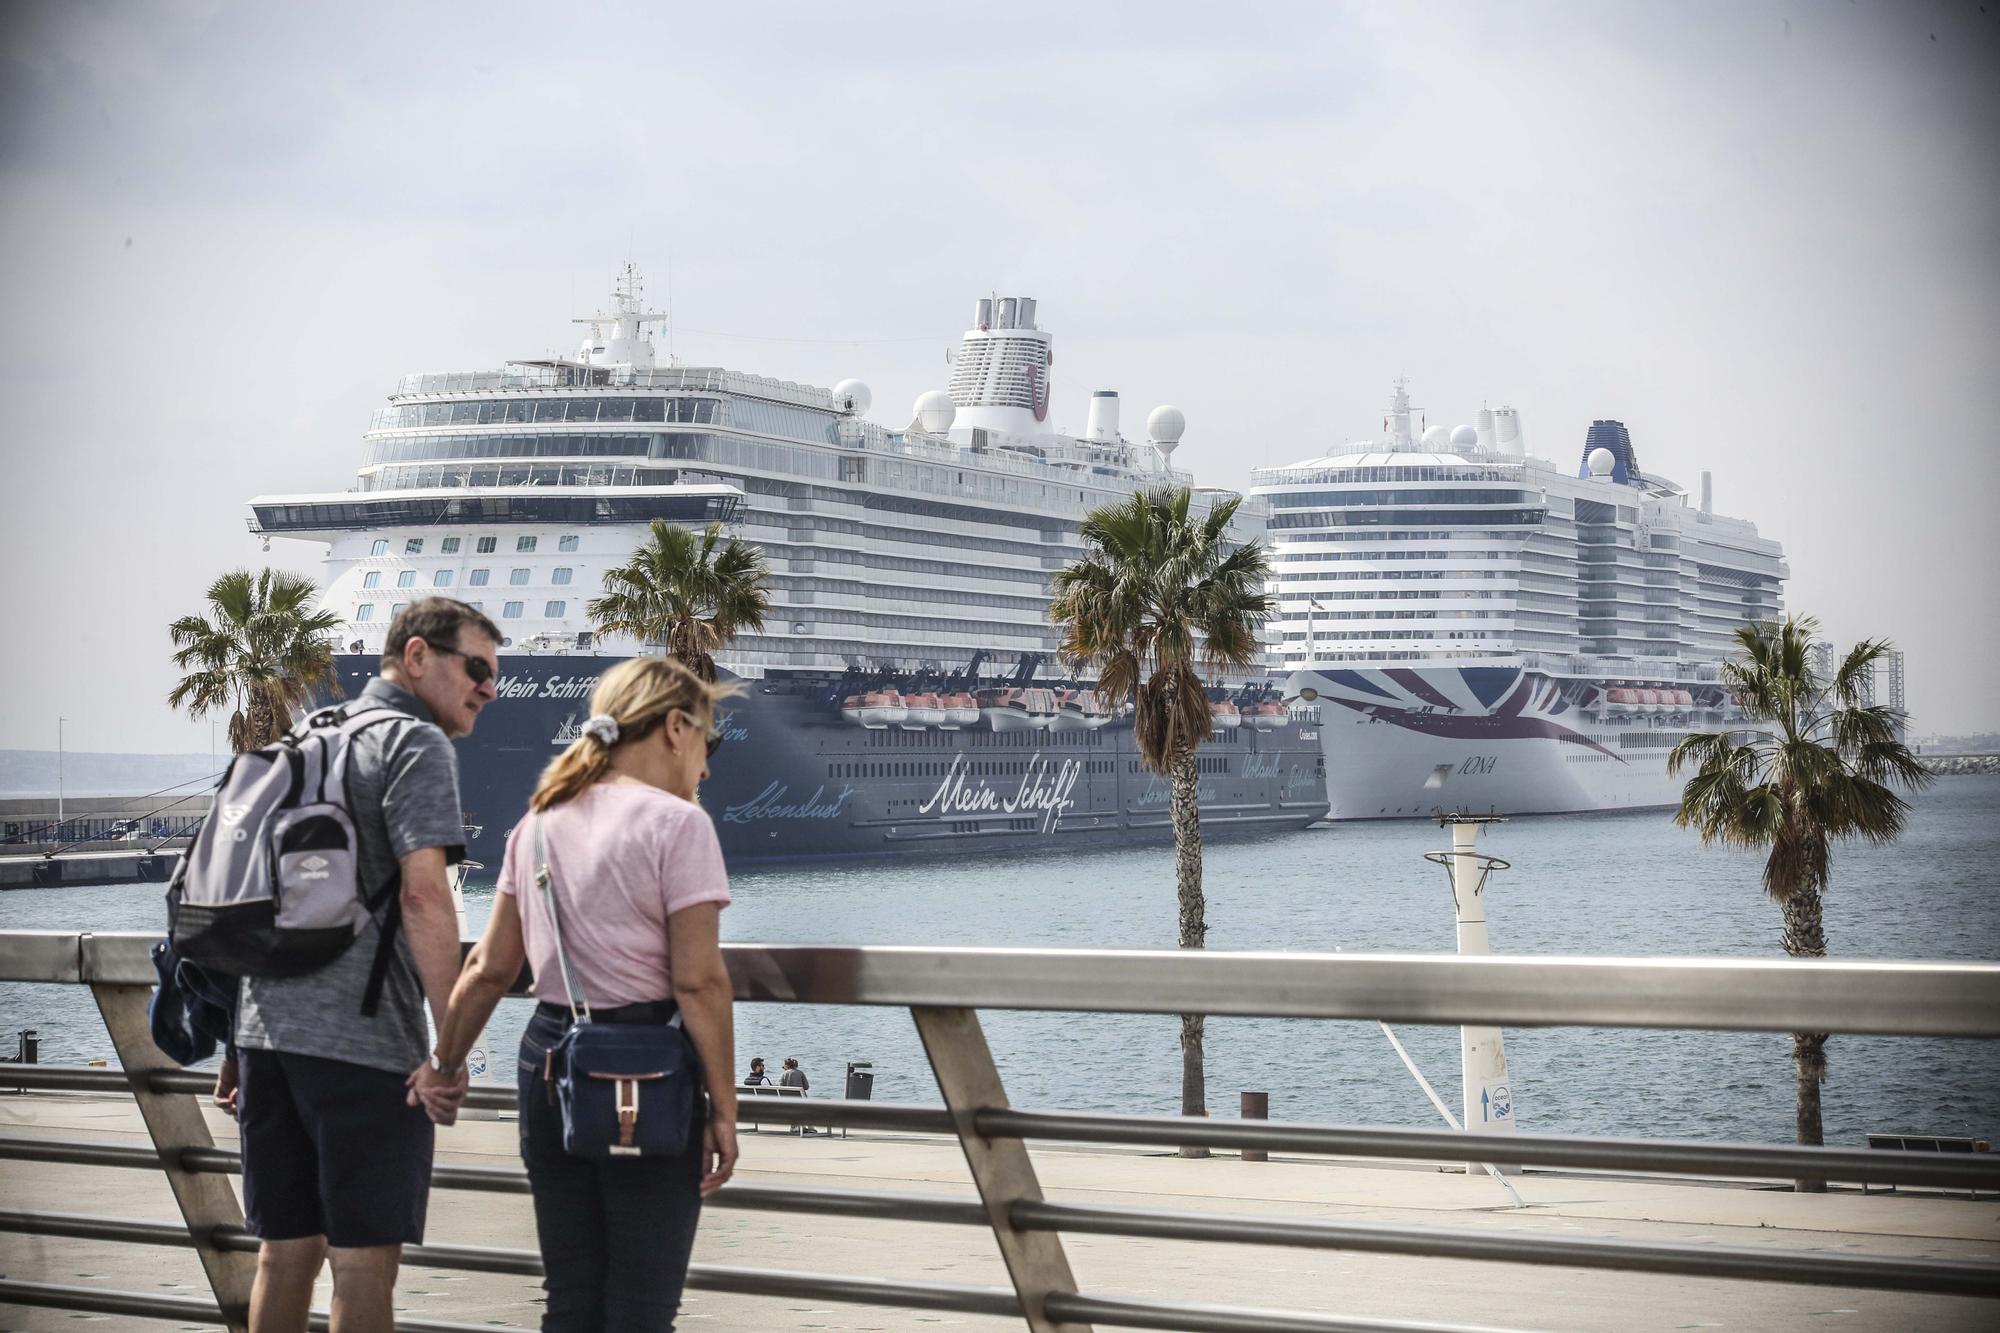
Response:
[167,703,411,1014]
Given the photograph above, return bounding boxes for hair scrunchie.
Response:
[580,714,621,745]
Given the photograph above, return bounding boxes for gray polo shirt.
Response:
[235,678,467,1074]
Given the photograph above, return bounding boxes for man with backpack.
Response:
[225,599,499,1332]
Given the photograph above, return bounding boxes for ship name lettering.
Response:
[1459,755,1498,776]
[918,752,1082,834]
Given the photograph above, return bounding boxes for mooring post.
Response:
[1239,1091,1269,1161]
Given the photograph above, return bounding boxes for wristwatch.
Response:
[429,1052,464,1076]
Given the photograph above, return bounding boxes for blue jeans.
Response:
[518,1004,706,1331]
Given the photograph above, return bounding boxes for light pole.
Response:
[56,717,66,830]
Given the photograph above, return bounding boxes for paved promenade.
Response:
[1,1092,1994,1331]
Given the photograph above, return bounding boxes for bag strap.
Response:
[533,815,591,1024]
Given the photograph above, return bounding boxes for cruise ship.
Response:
[1249,382,1786,819]
[249,270,1327,863]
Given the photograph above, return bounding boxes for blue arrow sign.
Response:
[1481,1088,1489,1123]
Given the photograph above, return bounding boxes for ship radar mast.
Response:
[574,262,666,369]
[1386,376,1422,451]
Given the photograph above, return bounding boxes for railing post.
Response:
[910,1006,1091,1333]
[88,981,255,1332]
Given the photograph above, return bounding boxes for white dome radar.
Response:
[1587,446,1616,478]
[832,379,872,416]
[1450,423,1479,449]
[1147,404,1187,464]
[913,389,956,435]
[1421,424,1451,451]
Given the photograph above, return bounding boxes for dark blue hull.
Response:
[332,656,1329,866]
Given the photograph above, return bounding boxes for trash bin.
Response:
[844,1061,874,1101]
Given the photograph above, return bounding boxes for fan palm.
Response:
[1669,614,1929,1188]
[1049,486,1273,1154]
[167,569,343,753]
[586,519,771,679]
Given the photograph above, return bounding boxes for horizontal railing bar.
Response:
[0,1211,1020,1319]
[1046,1290,1526,1333]
[10,931,2000,1034]
[8,1089,1996,1191]
[0,1136,989,1225]
[0,1277,520,1332]
[978,1109,2000,1190]
[1012,1200,2000,1298]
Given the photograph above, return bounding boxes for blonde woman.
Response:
[412,657,739,1331]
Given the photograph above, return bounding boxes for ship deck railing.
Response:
[1,930,1996,1332]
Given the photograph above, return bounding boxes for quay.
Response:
[1,931,1996,1332]
[3,1090,1996,1332]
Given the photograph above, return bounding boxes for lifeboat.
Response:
[1672,689,1695,708]
[856,690,907,729]
[840,694,863,725]
[1634,688,1660,712]
[1209,700,1242,731]
[941,691,979,729]
[1246,697,1287,732]
[901,692,946,729]
[979,687,1031,733]
[1051,689,1113,732]
[1019,687,1058,729]
[1604,688,1639,715]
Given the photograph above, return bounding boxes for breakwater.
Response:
[1919,753,2000,776]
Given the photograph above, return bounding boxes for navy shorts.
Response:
[238,1048,434,1248]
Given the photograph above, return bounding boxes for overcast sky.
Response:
[2,0,1995,753]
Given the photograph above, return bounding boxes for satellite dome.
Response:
[1146,404,1186,445]
[913,389,956,435]
[1450,423,1479,449]
[1421,424,1451,451]
[1587,446,1616,477]
[832,379,872,416]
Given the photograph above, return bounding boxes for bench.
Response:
[738,1083,831,1135]
[1863,1133,1991,1196]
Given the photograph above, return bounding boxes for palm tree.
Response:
[167,569,344,753]
[586,519,770,679]
[1669,614,1930,1188]
[1049,486,1272,1154]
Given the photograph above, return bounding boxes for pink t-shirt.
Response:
[497,781,731,1009]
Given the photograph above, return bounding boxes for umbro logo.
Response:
[301,856,329,872]
[219,804,251,826]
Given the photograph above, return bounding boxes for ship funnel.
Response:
[1086,390,1120,443]
[997,297,1018,328]
[975,297,993,329]
[1493,406,1525,456]
[1700,470,1713,514]
[1476,407,1496,453]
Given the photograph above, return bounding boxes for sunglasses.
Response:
[424,641,495,685]
[676,708,724,759]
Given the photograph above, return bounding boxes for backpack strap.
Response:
[339,704,436,1019]
[359,870,402,1019]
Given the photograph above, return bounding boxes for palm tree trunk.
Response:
[1781,884,1830,1190]
[1169,745,1208,1158]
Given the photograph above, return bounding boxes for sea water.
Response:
[4,776,1995,1146]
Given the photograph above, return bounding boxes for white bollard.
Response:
[1448,818,1519,1174]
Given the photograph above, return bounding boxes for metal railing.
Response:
[2,929,1997,1333]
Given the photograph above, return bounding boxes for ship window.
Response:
[468,569,490,586]
[503,601,524,619]
[552,568,573,586]
[396,570,417,588]
[565,400,599,421]
[507,401,533,423]
[509,568,530,586]
[544,600,566,617]
[371,539,389,556]
[440,537,461,554]
[404,538,424,555]
[476,536,497,554]
[355,604,375,621]
[433,570,453,587]
[517,536,538,553]
[390,603,406,617]
[533,400,566,422]
[558,535,579,552]
[599,399,634,422]
[361,571,381,589]
[633,398,665,422]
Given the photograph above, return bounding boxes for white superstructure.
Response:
[248,270,1255,676]
[1249,381,1788,818]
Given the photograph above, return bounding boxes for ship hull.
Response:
[335,656,1329,865]
[1291,664,1726,820]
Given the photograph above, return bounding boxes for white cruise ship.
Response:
[1248,381,1787,819]
[248,270,1327,861]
